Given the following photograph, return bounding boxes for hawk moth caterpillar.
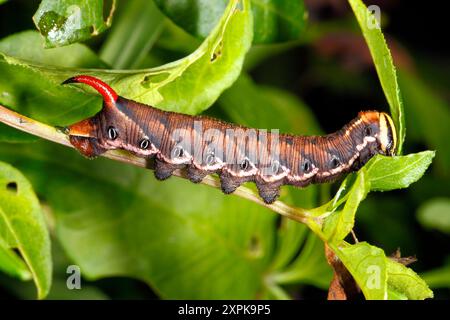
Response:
[62,75,397,204]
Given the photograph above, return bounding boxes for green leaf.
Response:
[348,0,405,154]
[0,0,253,125]
[1,240,109,299]
[0,30,107,137]
[99,0,165,69]
[386,259,433,300]
[329,242,433,300]
[32,0,115,48]
[0,161,52,299]
[0,31,107,126]
[324,170,370,244]
[154,0,306,44]
[0,30,107,68]
[365,151,435,191]
[0,0,8,5]
[0,142,279,299]
[417,198,450,234]
[0,237,32,281]
[330,242,387,300]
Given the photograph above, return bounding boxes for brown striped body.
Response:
[65,76,397,204]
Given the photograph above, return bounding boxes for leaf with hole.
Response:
[0,161,52,299]
[0,142,278,299]
[0,0,252,126]
[329,242,387,300]
[0,236,32,281]
[154,0,306,44]
[33,0,116,48]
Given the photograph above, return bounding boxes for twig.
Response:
[0,104,315,225]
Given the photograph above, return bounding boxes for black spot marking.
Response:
[248,235,261,255]
[275,215,283,230]
[107,126,118,140]
[141,73,170,87]
[240,158,249,171]
[364,126,373,137]
[205,153,215,166]
[271,160,280,174]
[210,41,223,62]
[139,139,150,150]
[6,182,17,193]
[331,156,341,168]
[285,137,293,145]
[302,159,312,173]
[171,146,184,158]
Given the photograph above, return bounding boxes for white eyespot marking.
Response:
[302,159,312,173]
[171,145,184,158]
[206,152,215,166]
[240,158,250,171]
[139,138,150,150]
[107,126,118,140]
[271,160,280,174]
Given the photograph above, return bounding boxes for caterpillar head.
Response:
[347,111,397,170]
[358,110,397,159]
[62,75,122,158]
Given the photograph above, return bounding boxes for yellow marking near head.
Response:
[379,112,397,155]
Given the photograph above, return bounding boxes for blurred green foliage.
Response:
[0,0,448,300]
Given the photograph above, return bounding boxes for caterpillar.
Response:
[62,75,397,204]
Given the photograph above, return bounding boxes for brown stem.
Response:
[0,104,313,224]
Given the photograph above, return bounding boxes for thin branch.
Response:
[0,104,317,225]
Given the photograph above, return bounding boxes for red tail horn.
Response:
[62,75,118,105]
